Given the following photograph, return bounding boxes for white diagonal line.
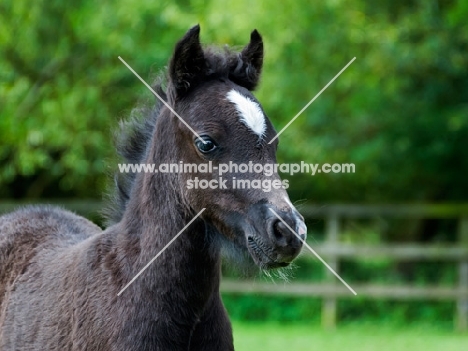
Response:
[117,208,206,296]
[269,208,357,295]
[268,57,356,144]
[118,56,206,144]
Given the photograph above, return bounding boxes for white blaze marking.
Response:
[226,89,266,138]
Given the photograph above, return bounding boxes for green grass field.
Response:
[232,322,467,351]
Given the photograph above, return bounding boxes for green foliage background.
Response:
[1,0,468,328]
[1,0,467,202]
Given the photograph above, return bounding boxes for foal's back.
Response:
[0,206,101,341]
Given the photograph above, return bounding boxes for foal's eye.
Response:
[195,136,217,153]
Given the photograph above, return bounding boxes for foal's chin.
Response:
[246,233,301,270]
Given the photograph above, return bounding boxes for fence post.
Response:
[322,210,339,329]
[457,217,468,332]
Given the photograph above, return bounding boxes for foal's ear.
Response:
[169,25,206,97]
[229,29,264,90]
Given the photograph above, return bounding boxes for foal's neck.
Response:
[119,163,221,307]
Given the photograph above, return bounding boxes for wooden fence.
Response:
[1,201,467,330]
[222,204,468,331]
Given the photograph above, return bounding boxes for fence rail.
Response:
[303,244,468,260]
[220,281,468,300]
[1,201,467,330]
[313,205,467,331]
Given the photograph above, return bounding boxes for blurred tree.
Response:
[0,0,467,205]
[0,0,200,198]
[241,0,468,204]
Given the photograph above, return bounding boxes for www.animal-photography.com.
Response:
[1,1,467,350]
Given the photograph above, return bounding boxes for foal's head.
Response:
[150,25,306,269]
[115,25,306,269]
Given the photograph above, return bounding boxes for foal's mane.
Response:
[104,44,262,225]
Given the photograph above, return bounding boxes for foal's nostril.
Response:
[272,220,286,241]
[271,219,295,246]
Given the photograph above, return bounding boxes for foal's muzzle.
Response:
[246,204,306,268]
